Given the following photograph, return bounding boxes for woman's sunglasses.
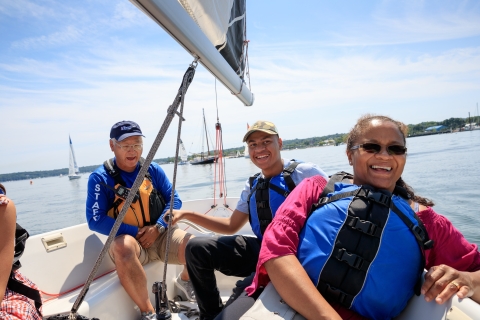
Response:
[350,143,407,155]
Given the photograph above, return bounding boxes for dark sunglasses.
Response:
[350,143,407,155]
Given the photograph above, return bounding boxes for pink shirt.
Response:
[245,175,480,319]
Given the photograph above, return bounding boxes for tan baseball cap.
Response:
[243,120,279,142]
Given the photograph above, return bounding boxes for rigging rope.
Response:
[213,79,228,206]
[160,59,199,314]
[213,121,227,205]
[68,58,198,319]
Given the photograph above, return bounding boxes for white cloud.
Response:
[0,0,56,19]
[11,25,83,50]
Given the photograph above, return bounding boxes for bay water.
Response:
[4,130,480,245]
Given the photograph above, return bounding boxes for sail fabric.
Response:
[178,0,246,76]
[69,136,80,175]
[179,139,188,162]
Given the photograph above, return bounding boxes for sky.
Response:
[1,0,479,174]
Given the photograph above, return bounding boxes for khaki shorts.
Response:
[109,225,190,266]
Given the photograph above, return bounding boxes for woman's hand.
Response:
[422,264,478,304]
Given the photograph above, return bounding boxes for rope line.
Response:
[160,60,198,313]
[40,269,116,303]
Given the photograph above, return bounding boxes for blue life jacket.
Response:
[247,161,299,239]
[297,172,433,320]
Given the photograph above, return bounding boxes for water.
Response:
[3,130,480,245]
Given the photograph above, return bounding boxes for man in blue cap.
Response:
[86,120,195,320]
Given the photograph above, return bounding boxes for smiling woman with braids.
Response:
[218,115,480,320]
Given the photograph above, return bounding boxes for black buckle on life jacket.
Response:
[318,197,329,205]
[256,181,267,190]
[412,225,426,241]
[365,190,391,206]
[412,225,434,249]
[347,216,379,237]
[324,284,350,307]
[257,201,267,209]
[335,248,368,271]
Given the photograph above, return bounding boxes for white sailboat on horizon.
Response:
[244,123,250,158]
[68,135,81,180]
[179,139,188,165]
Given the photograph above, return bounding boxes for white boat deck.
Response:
[19,198,480,319]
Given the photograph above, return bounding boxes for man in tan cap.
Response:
[169,120,328,320]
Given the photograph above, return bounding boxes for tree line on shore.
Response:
[1,116,477,182]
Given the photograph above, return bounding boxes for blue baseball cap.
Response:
[110,120,145,142]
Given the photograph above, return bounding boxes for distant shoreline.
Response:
[1,127,476,182]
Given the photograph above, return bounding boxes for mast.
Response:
[203,109,211,157]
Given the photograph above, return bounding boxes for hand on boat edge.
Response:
[422,264,476,304]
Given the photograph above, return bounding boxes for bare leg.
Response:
[110,235,154,313]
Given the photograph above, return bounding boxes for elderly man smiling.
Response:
[86,120,194,320]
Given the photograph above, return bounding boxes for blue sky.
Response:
[1,0,479,174]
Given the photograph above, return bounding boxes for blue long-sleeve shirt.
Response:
[86,159,181,237]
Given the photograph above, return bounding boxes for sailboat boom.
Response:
[130,0,254,106]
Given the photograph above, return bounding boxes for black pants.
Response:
[185,235,261,320]
[214,281,263,320]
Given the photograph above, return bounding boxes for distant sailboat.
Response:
[244,123,250,158]
[68,136,81,180]
[191,109,217,165]
[179,139,188,165]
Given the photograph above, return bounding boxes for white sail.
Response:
[68,136,81,180]
[244,122,250,158]
[130,0,254,106]
[179,139,188,162]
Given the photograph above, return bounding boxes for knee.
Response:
[185,237,213,263]
[110,236,137,263]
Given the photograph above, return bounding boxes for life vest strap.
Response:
[269,183,290,198]
[247,161,300,236]
[7,272,42,316]
[282,160,299,192]
[390,201,434,296]
[13,223,29,272]
[319,171,354,198]
[390,202,433,250]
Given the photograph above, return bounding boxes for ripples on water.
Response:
[4,130,480,245]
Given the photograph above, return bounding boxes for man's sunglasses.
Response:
[350,143,407,155]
